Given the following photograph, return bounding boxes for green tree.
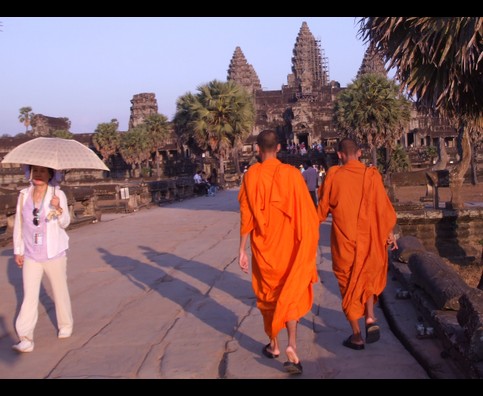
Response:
[425,145,438,166]
[142,113,170,178]
[388,144,411,173]
[119,125,151,177]
[173,92,199,152]
[173,80,255,183]
[333,73,411,172]
[92,119,121,167]
[18,106,35,132]
[51,129,74,139]
[60,117,72,130]
[358,17,483,208]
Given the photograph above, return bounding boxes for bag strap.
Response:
[18,191,24,245]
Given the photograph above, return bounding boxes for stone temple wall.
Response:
[30,114,71,136]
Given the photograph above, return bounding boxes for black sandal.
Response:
[365,323,380,344]
[283,360,303,375]
[262,343,279,359]
[342,335,365,350]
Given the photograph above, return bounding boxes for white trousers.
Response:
[15,255,73,341]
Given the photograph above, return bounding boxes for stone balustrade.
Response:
[392,235,483,378]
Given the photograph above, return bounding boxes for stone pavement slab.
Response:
[0,188,454,379]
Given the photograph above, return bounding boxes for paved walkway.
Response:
[0,188,463,379]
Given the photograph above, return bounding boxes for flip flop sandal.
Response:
[342,335,365,350]
[262,343,279,359]
[366,323,380,344]
[283,360,303,375]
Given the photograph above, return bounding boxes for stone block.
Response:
[394,236,426,263]
[457,289,483,361]
[408,251,470,310]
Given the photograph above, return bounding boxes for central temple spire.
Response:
[289,21,329,93]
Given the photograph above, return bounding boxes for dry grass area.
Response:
[449,260,482,289]
[394,183,482,289]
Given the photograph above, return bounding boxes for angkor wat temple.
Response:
[1,21,461,181]
[227,21,457,153]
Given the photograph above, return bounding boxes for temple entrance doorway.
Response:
[297,133,308,148]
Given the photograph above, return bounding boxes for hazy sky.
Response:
[0,17,374,136]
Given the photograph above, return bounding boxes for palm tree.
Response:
[173,80,255,184]
[173,93,197,147]
[92,119,121,167]
[333,73,411,171]
[119,125,151,177]
[142,113,170,178]
[358,17,483,208]
[18,106,35,132]
[388,144,411,173]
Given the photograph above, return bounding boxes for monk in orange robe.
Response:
[238,129,319,375]
[317,138,398,350]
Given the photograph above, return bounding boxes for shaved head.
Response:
[256,130,279,153]
[338,138,360,156]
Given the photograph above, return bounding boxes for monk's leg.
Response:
[348,318,364,344]
[364,294,381,343]
[285,320,300,363]
[260,307,280,355]
[365,294,377,324]
[269,337,280,356]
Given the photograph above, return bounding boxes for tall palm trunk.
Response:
[155,151,161,179]
[371,146,377,168]
[448,122,471,209]
[470,143,478,185]
[232,146,241,175]
[219,155,225,187]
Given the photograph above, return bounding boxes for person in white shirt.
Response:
[193,170,209,195]
[12,165,73,353]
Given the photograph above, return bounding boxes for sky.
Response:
[0,17,374,136]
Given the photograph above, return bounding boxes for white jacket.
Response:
[13,184,71,258]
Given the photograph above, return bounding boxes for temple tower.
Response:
[227,46,262,96]
[356,42,388,78]
[288,21,329,94]
[30,114,71,136]
[129,93,158,130]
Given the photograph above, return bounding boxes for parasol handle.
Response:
[50,185,60,209]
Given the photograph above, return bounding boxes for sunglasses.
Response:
[33,208,40,226]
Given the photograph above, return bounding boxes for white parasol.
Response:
[1,137,109,171]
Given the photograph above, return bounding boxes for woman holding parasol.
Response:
[2,137,109,352]
[11,165,73,353]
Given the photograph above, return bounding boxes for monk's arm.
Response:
[373,169,399,251]
[317,177,330,222]
[239,233,250,273]
[387,231,398,251]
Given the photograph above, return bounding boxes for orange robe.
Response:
[238,157,319,339]
[317,160,396,321]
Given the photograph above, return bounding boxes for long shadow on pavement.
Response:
[97,246,281,369]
